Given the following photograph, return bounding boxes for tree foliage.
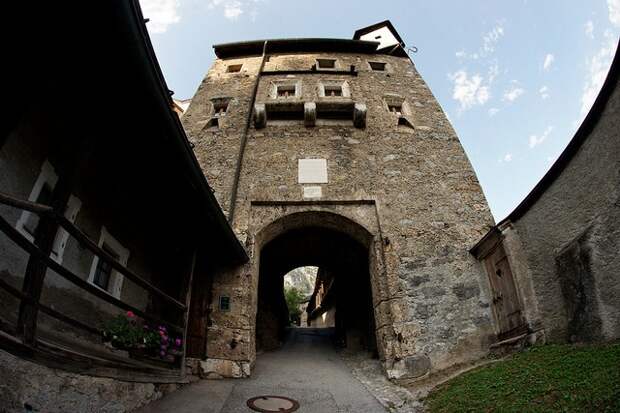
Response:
[284,287,305,324]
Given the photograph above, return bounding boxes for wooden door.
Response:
[484,245,527,340]
[186,273,212,358]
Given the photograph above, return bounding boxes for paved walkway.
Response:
[138,328,387,412]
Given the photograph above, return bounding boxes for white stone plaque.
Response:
[303,186,322,199]
[298,159,328,184]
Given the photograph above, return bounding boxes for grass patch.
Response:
[425,342,620,412]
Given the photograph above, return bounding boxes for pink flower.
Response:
[175,338,182,347]
[126,311,135,318]
[159,330,165,336]
[160,350,166,357]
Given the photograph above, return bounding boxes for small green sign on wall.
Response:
[219,295,231,312]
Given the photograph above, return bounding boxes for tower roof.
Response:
[214,38,380,59]
[353,20,408,57]
[353,20,404,46]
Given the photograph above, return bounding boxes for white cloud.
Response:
[487,61,500,83]
[482,25,505,55]
[585,20,594,39]
[449,70,490,111]
[608,0,620,26]
[503,153,513,162]
[208,0,263,20]
[488,107,500,117]
[224,1,243,19]
[503,84,525,102]
[543,53,555,71]
[581,30,618,115]
[539,85,550,100]
[529,126,554,148]
[456,23,504,60]
[140,0,181,33]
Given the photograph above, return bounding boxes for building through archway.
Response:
[256,223,377,354]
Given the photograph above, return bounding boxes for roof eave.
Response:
[124,0,249,265]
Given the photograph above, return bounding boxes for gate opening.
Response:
[256,225,377,355]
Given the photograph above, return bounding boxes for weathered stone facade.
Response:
[0,349,169,413]
[182,24,496,380]
[474,48,620,346]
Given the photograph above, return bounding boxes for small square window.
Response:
[213,101,229,116]
[276,85,296,98]
[317,59,336,69]
[93,244,119,291]
[219,296,231,311]
[206,118,219,129]
[369,62,386,71]
[388,104,402,116]
[324,85,343,97]
[227,64,242,73]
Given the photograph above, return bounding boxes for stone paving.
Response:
[341,352,423,413]
[137,328,395,412]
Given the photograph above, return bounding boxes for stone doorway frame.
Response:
[247,200,396,368]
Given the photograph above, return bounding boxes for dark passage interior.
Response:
[256,226,377,354]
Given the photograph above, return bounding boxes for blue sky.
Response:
[141,0,620,221]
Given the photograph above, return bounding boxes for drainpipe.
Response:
[228,40,269,224]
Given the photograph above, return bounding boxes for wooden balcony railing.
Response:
[0,191,192,381]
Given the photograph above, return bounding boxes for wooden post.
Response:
[17,137,94,346]
[179,248,197,376]
[17,175,73,345]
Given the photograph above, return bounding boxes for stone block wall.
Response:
[0,349,168,413]
[504,73,620,343]
[183,50,496,379]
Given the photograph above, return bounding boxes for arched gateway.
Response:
[183,21,499,380]
[255,211,379,354]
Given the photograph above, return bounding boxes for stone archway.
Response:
[252,211,383,356]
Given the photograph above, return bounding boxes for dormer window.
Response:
[317,59,336,69]
[276,85,297,98]
[211,97,231,117]
[324,85,343,97]
[227,64,242,73]
[388,104,402,116]
[369,61,386,71]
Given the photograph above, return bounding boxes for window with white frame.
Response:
[323,85,343,97]
[276,84,297,98]
[319,80,350,98]
[270,80,301,99]
[16,160,81,264]
[87,227,130,299]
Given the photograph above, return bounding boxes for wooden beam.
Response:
[0,191,54,215]
[0,215,184,334]
[0,276,100,336]
[17,172,74,345]
[0,191,187,311]
[57,215,186,310]
[179,248,197,376]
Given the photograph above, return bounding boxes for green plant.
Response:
[425,342,620,412]
[284,287,305,324]
[101,311,143,350]
[102,311,184,359]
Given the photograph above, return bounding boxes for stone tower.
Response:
[182,21,496,380]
